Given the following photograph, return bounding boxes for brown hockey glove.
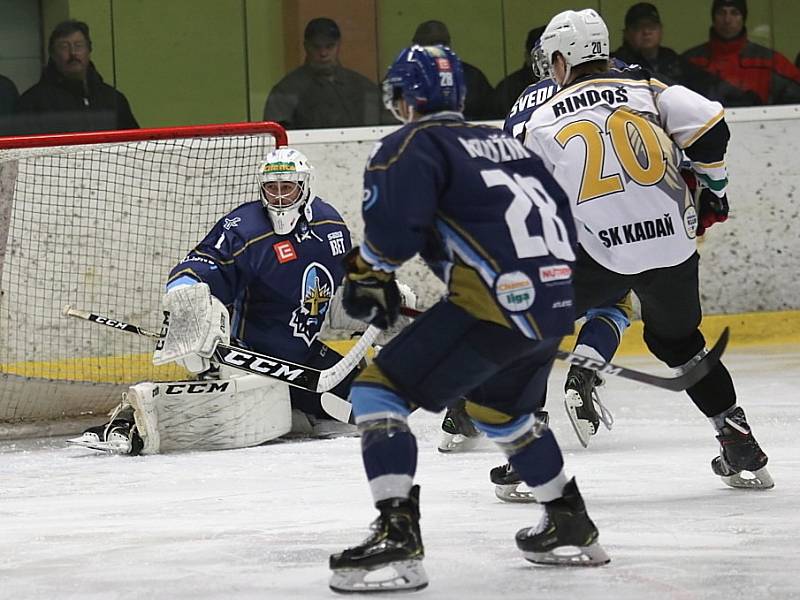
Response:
[341,246,401,330]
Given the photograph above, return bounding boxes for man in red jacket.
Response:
[683,0,800,106]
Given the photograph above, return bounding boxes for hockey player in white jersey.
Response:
[523,8,772,490]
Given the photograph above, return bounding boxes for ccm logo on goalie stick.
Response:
[164,381,231,395]
[216,347,307,383]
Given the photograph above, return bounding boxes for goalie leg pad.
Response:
[127,374,292,454]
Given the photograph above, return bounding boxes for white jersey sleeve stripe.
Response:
[655,84,724,149]
[681,110,724,148]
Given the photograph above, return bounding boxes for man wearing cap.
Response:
[613,3,718,97]
[263,17,383,129]
[494,26,545,116]
[683,0,800,105]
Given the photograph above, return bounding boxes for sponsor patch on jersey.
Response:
[290,262,334,345]
[683,205,698,239]
[495,271,535,312]
[539,264,572,284]
[273,240,297,263]
[435,57,451,71]
[327,231,346,256]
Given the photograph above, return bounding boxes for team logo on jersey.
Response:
[223,217,241,230]
[495,271,535,312]
[290,262,334,346]
[363,185,379,211]
[273,240,297,263]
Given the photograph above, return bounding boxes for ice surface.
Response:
[2,347,798,600]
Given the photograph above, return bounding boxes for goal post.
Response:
[0,121,287,438]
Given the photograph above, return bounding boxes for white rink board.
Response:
[1,346,798,600]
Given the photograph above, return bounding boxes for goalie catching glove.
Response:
[152,282,230,373]
[341,246,401,330]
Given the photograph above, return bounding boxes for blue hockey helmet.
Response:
[382,44,466,122]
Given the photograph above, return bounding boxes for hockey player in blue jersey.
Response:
[328,45,609,594]
[71,148,370,453]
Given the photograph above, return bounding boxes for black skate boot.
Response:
[564,365,613,448]
[67,419,143,455]
[516,478,610,566]
[711,407,773,489]
[329,485,428,593]
[489,411,548,504]
[438,398,482,453]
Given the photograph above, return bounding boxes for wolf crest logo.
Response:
[290,262,334,345]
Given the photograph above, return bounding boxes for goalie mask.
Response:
[259,148,314,235]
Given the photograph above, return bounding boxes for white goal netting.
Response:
[0,122,286,437]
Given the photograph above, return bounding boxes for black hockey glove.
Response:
[342,246,401,330]
[695,188,729,237]
[680,167,729,237]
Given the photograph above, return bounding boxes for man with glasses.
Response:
[16,20,138,134]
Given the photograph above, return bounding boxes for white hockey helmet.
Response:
[258,147,313,235]
[539,9,609,85]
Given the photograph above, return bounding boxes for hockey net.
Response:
[0,122,287,438]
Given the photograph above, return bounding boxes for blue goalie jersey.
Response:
[361,115,578,341]
[167,197,351,363]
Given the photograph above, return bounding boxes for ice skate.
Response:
[67,419,142,455]
[564,365,613,448]
[329,485,428,594]
[438,399,482,453]
[711,407,773,490]
[490,412,548,503]
[516,478,610,566]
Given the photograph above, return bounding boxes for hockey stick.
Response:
[63,304,378,395]
[398,306,729,392]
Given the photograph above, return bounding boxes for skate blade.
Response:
[721,466,775,490]
[564,392,595,448]
[438,432,482,453]
[329,559,429,594]
[521,541,610,566]
[66,437,130,454]
[495,483,538,504]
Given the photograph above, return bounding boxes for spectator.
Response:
[263,17,383,129]
[0,74,18,116]
[16,20,138,134]
[683,0,800,106]
[412,20,498,120]
[494,26,544,115]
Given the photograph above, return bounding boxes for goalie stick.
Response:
[398,307,729,392]
[62,304,378,395]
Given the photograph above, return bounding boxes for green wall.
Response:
[39,0,800,129]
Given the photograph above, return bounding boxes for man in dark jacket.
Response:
[683,0,800,106]
[263,18,384,129]
[612,3,738,102]
[16,20,138,134]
